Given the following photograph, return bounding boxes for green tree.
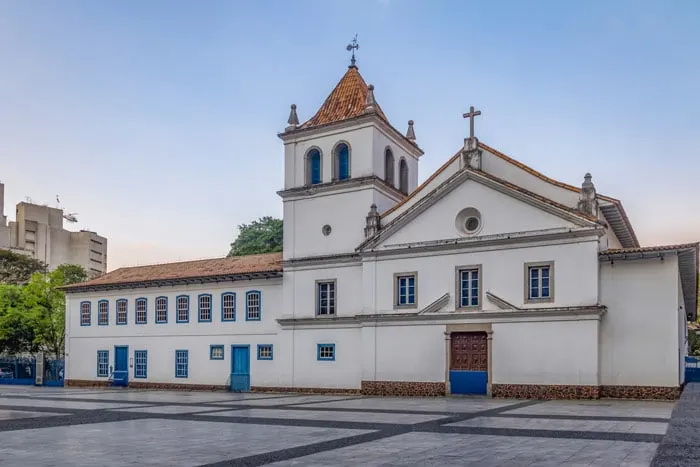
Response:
[228,216,283,257]
[0,250,46,285]
[0,285,38,354]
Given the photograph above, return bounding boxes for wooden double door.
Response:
[449,332,488,394]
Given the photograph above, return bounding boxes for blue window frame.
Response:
[528,264,552,300]
[134,350,147,378]
[198,294,212,322]
[155,296,168,323]
[210,345,224,360]
[308,149,321,185]
[176,295,189,323]
[135,298,147,324]
[396,274,416,307]
[257,344,273,360]
[336,143,350,180]
[80,301,91,326]
[116,299,128,325]
[458,268,480,308]
[97,299,109,326]
[317,344,335,361]
[97,350,109,377]
[221,292,236,321]
[175,350,188,378]
[246,291,261,321]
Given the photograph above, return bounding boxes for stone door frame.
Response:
[445,323,493,396]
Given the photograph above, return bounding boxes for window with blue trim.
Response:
[134,350,147,378]
[317,344,335,361]
[396,274,416,307]
[155,296,168,323]
[175,350,188,378]
[308,149,322,185]
[257,344,273,360]
[210,345,224,360]
[335,143,350,180]
[176,296,189,323]
[246,291,261,320]
[221,292,236,321]
[458,268,480,308]
[116,299,128,325]
[98,300,109,325]
[135,298,147,324]
[198,294,212,322]
[97,350,109,377]
[80,301,91,326]
[528,264,552,301]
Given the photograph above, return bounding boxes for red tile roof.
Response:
[599,243,699,255]
[63,252,283,291]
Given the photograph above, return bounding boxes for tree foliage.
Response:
[228,216,283,257]
[0,250,46,285]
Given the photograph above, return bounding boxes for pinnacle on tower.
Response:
[406,120,416,142]
[286,104,299,131]
[362,84,377,114]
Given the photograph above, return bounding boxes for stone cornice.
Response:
[283,253,361,269]
[277,176,404,201]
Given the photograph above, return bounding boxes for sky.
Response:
[1,0,698,271]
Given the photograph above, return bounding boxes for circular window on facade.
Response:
[322,224,332,236]
[455,208,483,236]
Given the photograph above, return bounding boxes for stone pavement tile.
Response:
[503,400,674,419]
[22,389,283,404]
[0,419,372,467]
[304,397,520,413]
[206,407,448,424]
[448,416,669,434]
[110,405,226,414]
[0,409,68,420]
[0,398,146,410]
[215,394,362,406]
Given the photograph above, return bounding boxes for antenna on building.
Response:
[25,196,33,204]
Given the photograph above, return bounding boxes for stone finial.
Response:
[362,84,377,114]
[286,104,299,131]
[406,120,416,142]
[364,203,381,238]
[577,172,598,217]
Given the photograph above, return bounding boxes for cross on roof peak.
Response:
[462,106,482,140]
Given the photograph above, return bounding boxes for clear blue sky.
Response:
[1,1,698,270]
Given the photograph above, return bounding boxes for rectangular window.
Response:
[116,299,128,325]
[97,350,109,377]
[457,267,480,308]
[134,350,147,378]
[177,296,189,323]
[98,300,109,325]
[155,296,168,323]
[175,350,188,378]
[198,294,212,322]
[317,344,335,361]
[135,298,147,324]
[395,273,417,307]
[210,345,224,360]
[257,344,273,360]
[526,263,553,302]
[221,293,236,321]
[80,302,91,326]
[316,280,336,316]
[246,291,261,321]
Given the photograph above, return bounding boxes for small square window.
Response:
[317,343,335,361]
[395,273,417,308]
[257,344,273,360]
[210,345,224,360]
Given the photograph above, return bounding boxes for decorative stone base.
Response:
[492,384,600,400]
[600,385,681,400]
[65,379,111,388]
[251,386,360,395]
[361,380,446,397]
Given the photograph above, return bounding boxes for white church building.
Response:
[63,61,698,400]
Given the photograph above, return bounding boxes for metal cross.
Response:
[462,106,482,140]
[346,34,359,67]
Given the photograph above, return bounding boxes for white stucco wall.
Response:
[370,324,446,382]
[492,319,600,385]
[599,256,681,387]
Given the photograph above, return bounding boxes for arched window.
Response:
[399,158,409,195]
[384,148,395,186]
[306,149,322,185]
[334,143,350,181]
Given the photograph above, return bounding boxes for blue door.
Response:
[450,332,488,395]
[113,346,129,387]
[230,345,250,392]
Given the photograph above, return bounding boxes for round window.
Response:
[465,216,480,232]
[322,224,332,236]
[455,208,482,236]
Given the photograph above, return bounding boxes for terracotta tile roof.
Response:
[63,252,283,291]
[299,66,388,129]
[599,243,699,255]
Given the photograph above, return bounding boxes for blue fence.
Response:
[686,356,700,383]
[0,357,36,385]
[44,358,64,387]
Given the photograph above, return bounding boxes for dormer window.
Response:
[306,148,322,185]
[399,158,409,195]
[384,148,394,186]
[334,143,350,181]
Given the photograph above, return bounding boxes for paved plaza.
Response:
[0,386,674,466]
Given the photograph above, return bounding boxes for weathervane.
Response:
[346,34,359,68]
